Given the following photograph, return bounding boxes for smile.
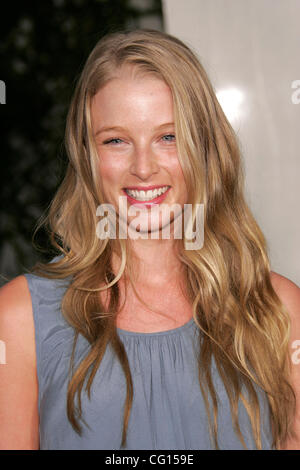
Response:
[124,186,170,202]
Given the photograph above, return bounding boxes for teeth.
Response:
[125,186,169,201]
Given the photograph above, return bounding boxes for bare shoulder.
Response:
[0,275,39,449]
[270,270,300,291]
[0,274,33,316]
[270,274,300,449]
[0,275,35,351]
[270,271,300,323]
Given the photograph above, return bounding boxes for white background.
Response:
[162,0,300,285]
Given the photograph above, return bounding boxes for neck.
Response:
[112,237,185,286]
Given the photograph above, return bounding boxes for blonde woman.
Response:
[0,29,299,450]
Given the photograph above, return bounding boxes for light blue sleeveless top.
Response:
[24,265,273,450]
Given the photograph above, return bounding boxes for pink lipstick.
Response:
[122,186,171,207]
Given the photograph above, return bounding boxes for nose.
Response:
[129,144,159,180]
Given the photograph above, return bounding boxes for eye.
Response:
[103,138,124,145]
[162,134,176,142]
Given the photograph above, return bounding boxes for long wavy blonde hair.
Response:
[32,29,296,449]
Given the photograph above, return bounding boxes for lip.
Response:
[123,185,170,191]
[122,186,171,206]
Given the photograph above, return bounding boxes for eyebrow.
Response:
[94,122,175,136]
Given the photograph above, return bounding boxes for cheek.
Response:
[98,159,129,204]
[99,164,114,183]
[98,159,124,185]
[174,166,188,201]
[97,164,117,202]
[169,161,187,187]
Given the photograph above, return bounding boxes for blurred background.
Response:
[0,0,299,285]
[0,0,163,283]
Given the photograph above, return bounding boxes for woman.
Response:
[0,29,299,450]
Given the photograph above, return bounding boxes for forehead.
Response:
[91,63,168,103]
[91,66,173,126]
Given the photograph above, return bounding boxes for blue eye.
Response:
[162,134,175,142]
[103,135,175,145]
[103,138,123,145]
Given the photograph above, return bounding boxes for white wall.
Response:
[162,0,300,285]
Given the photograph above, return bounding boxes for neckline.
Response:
[116,317,196,337]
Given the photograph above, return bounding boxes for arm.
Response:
[0,275,39,449]
[270,271,300,450]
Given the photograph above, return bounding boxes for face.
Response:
[91,65,188,238]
